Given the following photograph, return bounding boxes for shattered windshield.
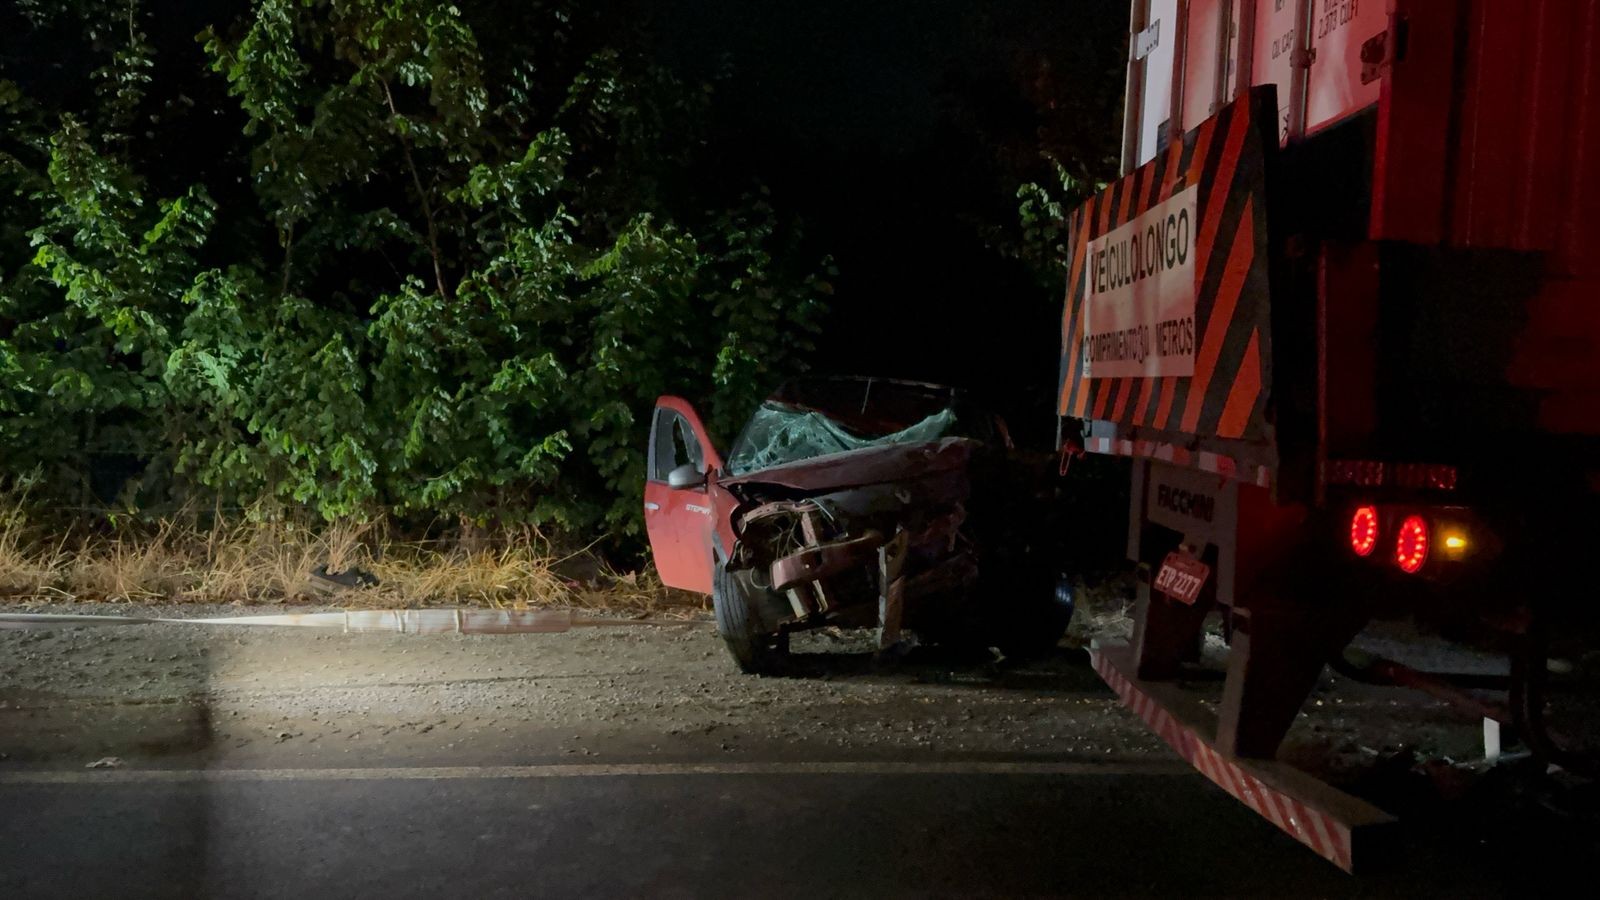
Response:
[724,403,959,476]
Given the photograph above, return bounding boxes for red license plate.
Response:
[1154,552,1210,605]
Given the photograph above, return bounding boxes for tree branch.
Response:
[280,220,295,295]
[381,78,450,301]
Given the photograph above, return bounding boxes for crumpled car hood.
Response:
[718,437,978,494]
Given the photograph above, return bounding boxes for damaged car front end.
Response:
[643,378,1065,673]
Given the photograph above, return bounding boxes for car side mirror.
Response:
[667,464,704,489]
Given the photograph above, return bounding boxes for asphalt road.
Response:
[0,606,1588,897]
[0,763,1500,899]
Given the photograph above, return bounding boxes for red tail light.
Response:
[1396,515,1429,574]
[1349,506,1378,557]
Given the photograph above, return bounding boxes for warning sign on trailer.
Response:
[1082,184,1198,379]
[1058,89,1277,477]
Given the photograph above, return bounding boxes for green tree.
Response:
[2,0,828,539]
[1,1,231,506]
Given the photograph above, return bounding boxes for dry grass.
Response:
[0,491,702,616]
[0,491,69,599]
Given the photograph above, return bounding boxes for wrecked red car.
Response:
[645,376,1068,673]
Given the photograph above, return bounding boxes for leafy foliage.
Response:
[1015,157,1100,291]
[1,0,826,538]
[924,2,1122,294]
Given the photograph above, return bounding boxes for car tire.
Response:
[993,568,1074,661]
[712,563,787,675]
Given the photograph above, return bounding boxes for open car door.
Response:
[644,397,723,594]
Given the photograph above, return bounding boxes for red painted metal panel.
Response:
[1510,1,1571,258]
[1371,0,1460,243]
[643,479,715,594]
[1450,1,1519,249]
[1371,0,1600,434]
[1380,0,1600,263]
[1554,0,1600,278]
[643,397,723,594]
[1318,242,1380,457]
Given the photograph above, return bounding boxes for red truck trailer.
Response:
[1059,0,1600,872]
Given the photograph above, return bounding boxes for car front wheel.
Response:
[712,563,788,674]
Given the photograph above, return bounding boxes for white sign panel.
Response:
[1137,0,1179,165]
[1254,0,1300,144]
[1306,0,1388,132]
[1082,184,1199,379]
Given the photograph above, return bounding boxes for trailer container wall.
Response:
[1375,0,1600,266]
[1145,1,1387,161]
[1373,0,1600,435]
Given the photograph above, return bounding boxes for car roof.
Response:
[770,375,967,400]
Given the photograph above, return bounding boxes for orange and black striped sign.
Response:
[1059,89,1278,475]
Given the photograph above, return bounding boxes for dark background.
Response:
[2,0,1129,447]
[651,0,1127,444]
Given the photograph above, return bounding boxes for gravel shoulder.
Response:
[0,601,1502,786]
[0,602,1166,769]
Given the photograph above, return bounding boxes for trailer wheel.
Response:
[712,563,787,675]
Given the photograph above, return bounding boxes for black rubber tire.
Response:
[712,563,786,675]
[992,567,1073,661]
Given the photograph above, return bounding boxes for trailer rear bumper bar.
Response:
[1089,644,1397,873]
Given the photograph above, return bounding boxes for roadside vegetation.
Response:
[0,0,828,603]
[0,484,694,612]
[2,1,1125,608]
[1,0,824,545]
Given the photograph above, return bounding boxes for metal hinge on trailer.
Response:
[1360,15,1409,85]
[1133,20,1161,60]
[1359,31,1389,83]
